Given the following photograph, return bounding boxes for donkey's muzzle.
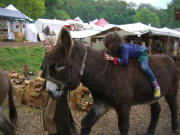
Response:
[46,80,64,99]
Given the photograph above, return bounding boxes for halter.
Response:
[47,46,88,87]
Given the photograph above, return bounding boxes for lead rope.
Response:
[40,94,47,135]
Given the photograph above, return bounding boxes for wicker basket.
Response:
[14,32,23,42]
[0,34,4,41]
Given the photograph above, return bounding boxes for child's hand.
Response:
[104,53,114,61]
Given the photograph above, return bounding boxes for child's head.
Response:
[104,32,123,53]
[44,36,56,54]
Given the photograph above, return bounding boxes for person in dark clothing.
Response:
[103,32,161,98]
[41,36,77,135]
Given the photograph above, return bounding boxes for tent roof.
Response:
[71,25,117,38]
[94,18,109,27]
[6,4,34,22]
[117,22,180,38]
[71,22,180,39]
[34,18,69,34]
[0,7,28,20]
[36,18,69,25]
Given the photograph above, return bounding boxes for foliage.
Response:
[0,46,44,74]
[134,7,160,27]
[166,0,180,28]
[43,0,69,20]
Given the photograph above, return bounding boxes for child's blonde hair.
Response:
[43,36,57,56]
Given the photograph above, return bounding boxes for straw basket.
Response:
[14,32,23,42]
[0,34,4,41]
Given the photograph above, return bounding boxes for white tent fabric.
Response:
[117,22,180,38]
[34,18,69,35]
[71,22,180,39]
[25,24,38,42]
[6,4,34,22]
[71,24,117,38]
[71,30,100,38]
[66,17,84,25]
[159,27,180,38]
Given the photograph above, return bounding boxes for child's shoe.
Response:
[152,81,161,98]
[154,87,161,98]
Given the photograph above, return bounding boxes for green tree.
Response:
[44,0,69,20]
[166,0,180,28]
[156,9,169,28]
[64,0,81,19]
[134,7,160,27]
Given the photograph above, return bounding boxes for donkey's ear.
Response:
[56,27,73,59]
[57,27,73,51]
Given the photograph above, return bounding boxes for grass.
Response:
[0,46,44,75]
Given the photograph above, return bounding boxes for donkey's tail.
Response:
[8,78,18,125]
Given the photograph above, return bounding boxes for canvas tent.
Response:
[35,18,69,34]
[6,4,34,22]
[0,7,28,21]
[94,18,109,27]
[71,22,180,52]
[117,22,180,38]
[25,23,38,42]
[0,4,33,41]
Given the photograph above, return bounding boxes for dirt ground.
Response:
[1,85,180,135]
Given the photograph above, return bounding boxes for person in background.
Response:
[40,36,77,135]
[103,32,161,98]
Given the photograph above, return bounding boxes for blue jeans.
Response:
[140,60,156,82]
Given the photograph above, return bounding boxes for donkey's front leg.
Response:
[145,102,161,135]
[80,102,109,135]
[116,105,131,135]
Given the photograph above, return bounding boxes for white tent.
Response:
[159,27,180,38]
[25,23,38,42]
[117,22,180,38]
[6,4,34,22]
[66,16,84,25]
[34,18,69,35]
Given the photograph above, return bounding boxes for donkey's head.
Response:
[46,27,86,99]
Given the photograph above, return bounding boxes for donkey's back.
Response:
[126,54,178,104]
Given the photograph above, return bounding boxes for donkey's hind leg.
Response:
[145,102,161,135]
[80,101,109,135]
[165,93,178,133]
[0,112,15,135]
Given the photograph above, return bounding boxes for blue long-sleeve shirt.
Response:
[113,43,147,66]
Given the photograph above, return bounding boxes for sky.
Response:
[123,0,172,9]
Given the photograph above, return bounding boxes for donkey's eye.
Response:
[55,64,66,72]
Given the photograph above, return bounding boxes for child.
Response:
[104,32,161,98]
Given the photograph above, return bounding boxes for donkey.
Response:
[46,27,179,135]
[0,69,17,135]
